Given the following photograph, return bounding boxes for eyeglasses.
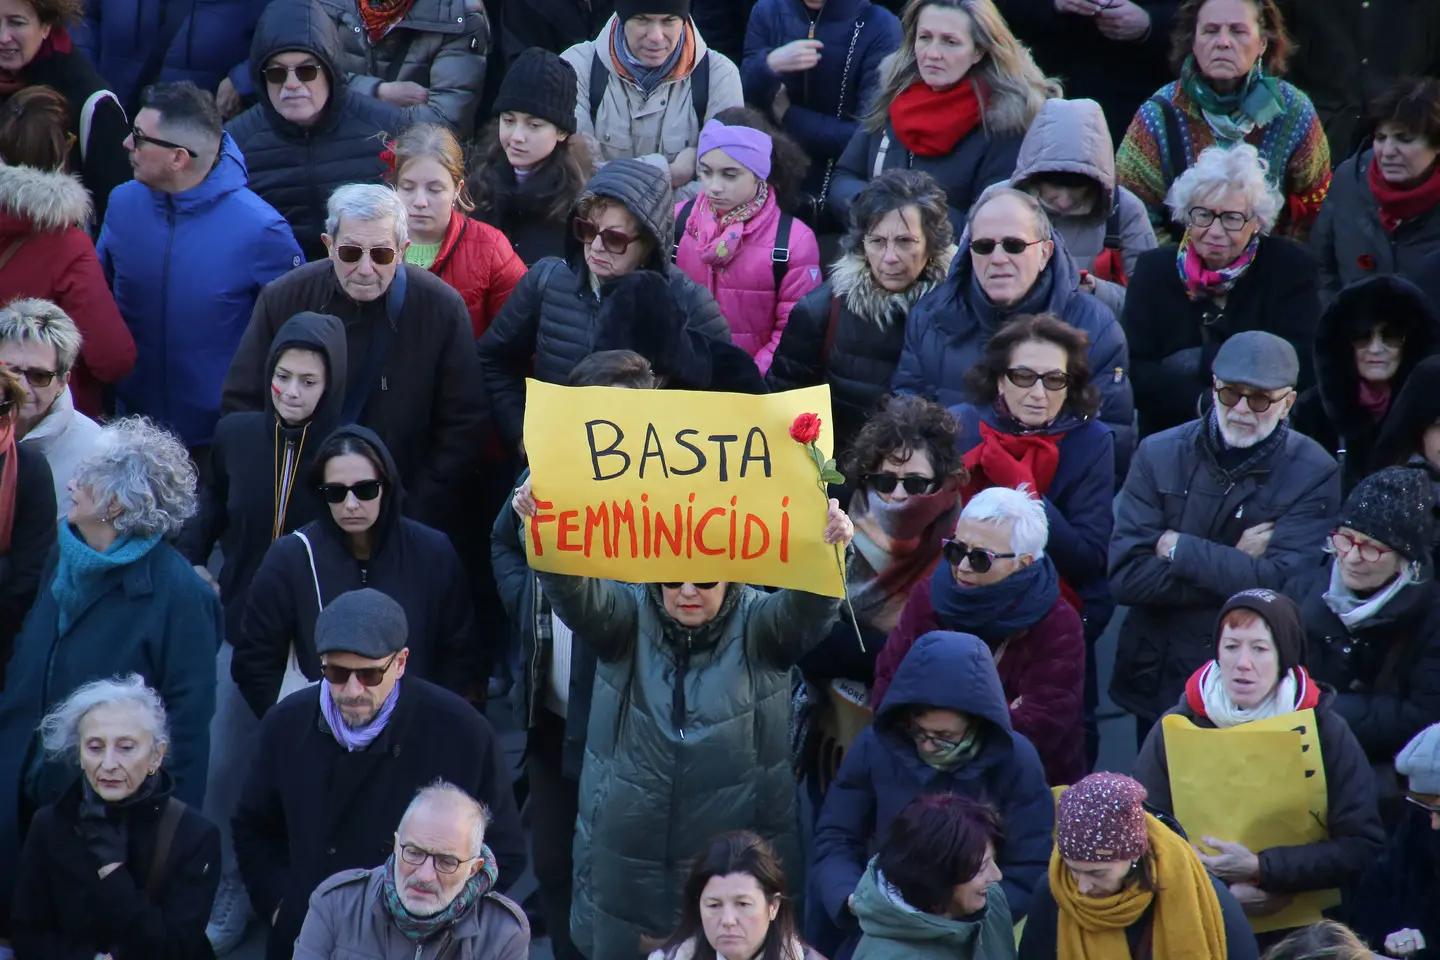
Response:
[969,236,1046,256]
[863,234,921,255]
[1005,367,1072,391]
[659,581,720,590]
[1215,383,1292,413]
[942,538,1016,574]
[1405,794,1440,815]
[263,63,322,85]
[0,364,57,388]
[320,650,400,687]
[907,722,963,751]
[335,244,398,265]
[130,124,198,158]
[1327,531,1393,563]
[573,217,639,254]
[396,839,480,875]
[317,479,384,503]
[1350,328,1405,349]
[864,473,939,496]
[1188,207,1252,232]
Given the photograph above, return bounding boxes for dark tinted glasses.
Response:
[659,581,720,590]
[317,480,384,504]
[130,125,198,158]
[573,217,638,254]
[864,473,939,496]
[1215,384,1291,413]
[263,63,322,85]
[1005,367,1072,391]
[335,245,398,265]
[969,236,1045,256]
[320,650,399,687]
[1,364,57,388]
[1350,327,1405,349]
[942,538,1016,574]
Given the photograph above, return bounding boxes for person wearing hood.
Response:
[478,158,733,452]
[767,170,955,453]
[1297,467,1440,781]
[1291,276,1440,496]
[0,87,134,418]
[11,675,222,960]
[1010,97,1157,317]
[509,479,853,960]
[891,186,1135,476]
[1372,355,1440,567]
[100,80,304,451]
[1134,588,1385,922]
[561,0,744,202]
[811,631,1053,955]
[226,0,405,262]
[1122,144,1319,437]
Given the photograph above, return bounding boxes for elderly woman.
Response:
[767,170,956,453]
[1313,78,1440,300]
[0,417,221,935]
[11,675,221,959]
[851,793,1013,960]
[828,0,1060,237]
[0,367,56,662]
[1122,143,1320,436]
[1291,277,1439,495]
[1134,589,1385,920]
[1116,0,1330,242]
[1018,773,1258,960]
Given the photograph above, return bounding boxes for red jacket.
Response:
[431,211,526,339]
[0,164,135,416]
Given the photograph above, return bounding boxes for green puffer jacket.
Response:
[852,860,1015,960]
[536,572,839,960]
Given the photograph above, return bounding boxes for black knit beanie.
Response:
[1339,466,1435,563]
[493,47,579,135]
[616,0,692,21]
[1214,588,1307,676]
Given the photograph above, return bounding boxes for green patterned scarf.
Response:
[380,844,498,942]
[1180,55,1283,140]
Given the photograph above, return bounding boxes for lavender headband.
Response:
[698,119,773,181]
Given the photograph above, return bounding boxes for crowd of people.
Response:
[1,0,1439,957]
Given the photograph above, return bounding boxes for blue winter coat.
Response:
[99,133,303,448]
[811,631,1054,944]
[893,229,1135,477]
[741,0,900,196]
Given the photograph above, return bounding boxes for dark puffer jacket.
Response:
[477,159,732,450]
[227,0,405,262]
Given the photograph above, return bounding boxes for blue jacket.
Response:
[812,631,1054,944]
[741,0,900,195]
[893,229,1135,478]
[99,134,302,447]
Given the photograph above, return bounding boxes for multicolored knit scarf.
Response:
[380,845,498,942]
[696,181,770,268]
[1175,229,1259,301]
[1180,55,1283,141]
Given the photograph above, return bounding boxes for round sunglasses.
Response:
[319,650,399,687]
[1215,384,1292,413]
[317,480,384,504]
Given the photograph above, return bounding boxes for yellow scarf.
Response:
[1050,814,1227,960]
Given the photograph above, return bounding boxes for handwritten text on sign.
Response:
[522,380,843,596]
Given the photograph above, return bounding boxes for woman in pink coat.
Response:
[674,112,821,375]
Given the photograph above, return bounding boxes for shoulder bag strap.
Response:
[690,50,710,122]
[144,798,186,901]
[821,295,841,373]
[817,19,865,205]
[771,213,792,290]
[672,198,696,261]
[589,49,608,128]
[0,237,25,273]
[293,530,324,611]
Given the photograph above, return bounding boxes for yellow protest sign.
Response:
[521,380,845,596]
[1162,710,1337,933]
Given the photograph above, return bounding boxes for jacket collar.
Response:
[19,386,78,447]
[830,246,956,325]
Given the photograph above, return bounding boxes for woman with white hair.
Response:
[1121,143,1320,436]
[0,417,221,937]
[10,674,221,959]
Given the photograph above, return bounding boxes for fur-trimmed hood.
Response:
[0,164,92,233]
[830,245,957,327]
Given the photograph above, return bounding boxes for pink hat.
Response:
[1056,773,1149,862]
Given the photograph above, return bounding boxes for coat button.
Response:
[327,846,336,855]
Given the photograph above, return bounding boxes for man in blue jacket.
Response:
[100,80,303,453]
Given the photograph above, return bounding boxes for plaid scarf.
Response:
[380,845,498,942]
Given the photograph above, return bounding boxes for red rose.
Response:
[1356,254,1377,271]
[790,412,822,445]
[379,146,396,171]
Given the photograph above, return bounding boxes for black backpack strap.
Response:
[772,212,792,290]
[589,48,608,129]
[690,50,710,123]
[673,198,696,261]
[1103,204,1123,250]
[382,30,421,83]
[1148,95,1188,187]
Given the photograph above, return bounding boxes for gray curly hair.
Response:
[1164,144,1283,233]
[71,417,197,538]
[38,673,170,760]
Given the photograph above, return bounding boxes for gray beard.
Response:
[1216,415,1276,450]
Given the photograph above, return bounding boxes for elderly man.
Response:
[233,588,525,960]
[1109,331,1341,741]
[294,781,529,958]
[100,80,303,452]
[891,185,1135,473]
[221,184,485,531]
[562,0,743,199]
[0,300,101,515]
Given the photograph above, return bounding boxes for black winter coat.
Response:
[11,774,220,960]
[0,445,55,668]
[1351,807,1440,956]
[226,0,405,262]
[233,677,526,960]
[471,159,576,266]
[1123,237,1321,437]
[498,0,613,61]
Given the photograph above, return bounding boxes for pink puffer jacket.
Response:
[674,190,822,373]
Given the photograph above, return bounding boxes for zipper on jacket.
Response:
[160,198,176,424]
[672,632,692,739]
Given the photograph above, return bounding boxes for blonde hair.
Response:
[388,122,475,214]
[865,0,1060,137]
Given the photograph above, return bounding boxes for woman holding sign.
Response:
[1133,588,1384,924]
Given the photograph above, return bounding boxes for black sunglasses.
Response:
[335,244,398,265]
[573,217,639,254]
[969,236,1046,256]
[659,581,720,590]
[942,538,1016,574]
[1215,383,1292,413]
[263,63,322,85]
[317,479,384,504]
[1005,367,1072,391]
[864,473,939,496]
[320,650,400,687]
[131,125,198,158]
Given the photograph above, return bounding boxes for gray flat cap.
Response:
[314,588,408,658]
[1211,330,1300,390]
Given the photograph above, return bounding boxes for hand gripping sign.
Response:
[521,380,845,597]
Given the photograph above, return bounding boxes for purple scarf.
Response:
[321,679,402,752]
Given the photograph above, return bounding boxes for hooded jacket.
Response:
[477,159,734,449]
[534,569,839,960]
[851,861,1014,960]
[812,631,1053,942]
[99,133,304,448]
[227,0,406,261]
[1291,276,1440,494]
[1350,805,1440,956]
[232,425,481,718]
[0,164,134,417]
[177,312,348,640]
[1009,98,1157,316]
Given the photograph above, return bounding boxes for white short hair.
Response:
[38,673,170,760]
[1164,144,1282,233]
[961,485,1049,557]
[399,780,491,859]
[0,298,82,372]
[325,183,409,247]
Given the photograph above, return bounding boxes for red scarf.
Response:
[961,422,1060,501]
[0,27,72,94]
[1358,379,1392,421]
[1368,154,1440,233]
[0,416,16,552]
[357,0,418,42]
[888,78,982,157]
